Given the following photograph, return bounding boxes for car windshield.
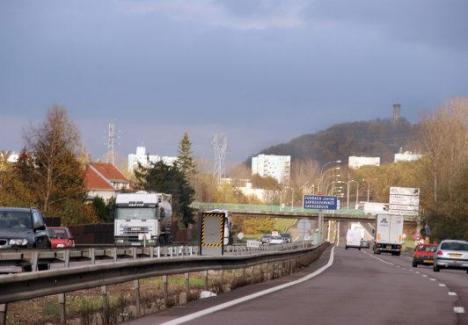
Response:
[0,211,32,229]
[48,228,70,239]
[417,246,436,252]
[441,242,468,251]
[116,207,156,220]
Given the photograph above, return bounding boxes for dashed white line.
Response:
[454,307,465,314]
[449,292,458,296]
[439,284,446,287]
[422,274,428,278]
[430,278,436,282]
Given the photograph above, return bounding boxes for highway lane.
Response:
[128,243,462,325]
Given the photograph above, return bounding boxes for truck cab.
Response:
[114,192,172,246]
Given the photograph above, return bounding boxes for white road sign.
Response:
[390,187,420,196]
[389,195,420,206]
[389,204,419,212]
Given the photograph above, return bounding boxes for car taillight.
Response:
[437,250,443,256]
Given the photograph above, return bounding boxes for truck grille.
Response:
[123,227,149,234]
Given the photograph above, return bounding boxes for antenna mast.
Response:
[212,133,228,184]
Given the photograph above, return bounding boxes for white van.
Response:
[345,228,363,250]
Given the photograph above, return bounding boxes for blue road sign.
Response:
[304,195,338,210]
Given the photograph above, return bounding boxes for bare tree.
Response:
[420,98,468,204]
[24,106,87,216]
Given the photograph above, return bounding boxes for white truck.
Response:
[114,191,173,246]
[345,228,363,250]
[373,214,404,256]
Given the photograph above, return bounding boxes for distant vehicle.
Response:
[48,227,75,249]
[269,236,286,245]
[281,233,292,243]
[373,214,404,256]
[345,228,362,250]
[357,202,389,215]
[114,192,173,246]
[360,240,370,249]
[433,240,468,273]
[412,244,437,267]
[261,234,272,245]
[0,207,50,272]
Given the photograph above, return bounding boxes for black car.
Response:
[0,207,50,249]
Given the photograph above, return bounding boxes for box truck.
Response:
[373,214,404,256]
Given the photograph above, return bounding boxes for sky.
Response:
[1,0,467,162]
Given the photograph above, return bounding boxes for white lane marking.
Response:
[161,246,336,325]
[422,274,428,278]
[439,284,446,287]
[454,307,465,314]
[363,251,394,266]
[430,278,436,282]
[415,271,420,274]
[449,292,458,296]
[336,222,340,247]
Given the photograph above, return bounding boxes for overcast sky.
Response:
[1,0,467,162]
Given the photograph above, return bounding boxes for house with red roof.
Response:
[84,162,130,201]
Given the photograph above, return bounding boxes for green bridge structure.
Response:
[191,202,419,225]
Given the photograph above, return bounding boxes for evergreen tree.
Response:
[176,132,196,178]
[135,161,195,226]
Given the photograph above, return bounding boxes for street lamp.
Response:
[346,180,359,209]
[363,178,371,202]
[318,160,341,193]
[319,166,341,193]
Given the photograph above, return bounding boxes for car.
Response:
[412,244,437,267]
[433,240,468,273]
[0,207,50,249]
[269,236,286,245]
[261,234,272,245]
[48,227,75,249]
[281,233,292,243]
[0,207,51,272]
[360,240,370,249]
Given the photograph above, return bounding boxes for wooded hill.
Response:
[253,118,417,164]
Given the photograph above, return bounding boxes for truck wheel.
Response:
[412,261,418,268]
[433,265,440,272]
[345,246,348,250]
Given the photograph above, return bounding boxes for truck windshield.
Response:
[0,211,32,229]
[116,208,156,220]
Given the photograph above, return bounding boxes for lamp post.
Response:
[363,179,371,202]
[346,180,359,209]
[318,160,341,193]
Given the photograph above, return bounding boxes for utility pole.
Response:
[106,122,117,165]
[212,133,228,184]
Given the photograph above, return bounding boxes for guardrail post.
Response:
[220,269,224,288]
[113,248,117,262]
[58,293,66,324]
[184,272,190,296]
[132,247,137,260]
[163,275,169,307]
[204,270,209,290]
[31,251,39,272]
[89,248,95,264]
[64,250,70,268]
[101,285,110,323]
[0,303,7,325]
[150,246,154,258]
[157,246,161,258]
[133,280,141,316]
[189,246,193,256]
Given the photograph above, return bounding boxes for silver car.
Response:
[433,240,468,273]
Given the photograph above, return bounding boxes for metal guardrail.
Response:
[0,240,325,324]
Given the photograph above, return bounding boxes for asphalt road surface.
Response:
[127,223,467,325]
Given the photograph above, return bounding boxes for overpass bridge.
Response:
[191,202,418,224]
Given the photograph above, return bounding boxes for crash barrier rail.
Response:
[0,240,318,273]
[0,240,326,325]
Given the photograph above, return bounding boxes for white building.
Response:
[394,151,423,163]
[128,146,177,172]
[251,154,291,184]
[348,156,381,169]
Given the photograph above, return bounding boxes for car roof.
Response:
[439,239,468,244]
[0,207,32,213]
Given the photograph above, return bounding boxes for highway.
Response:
[127,223,467,325]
